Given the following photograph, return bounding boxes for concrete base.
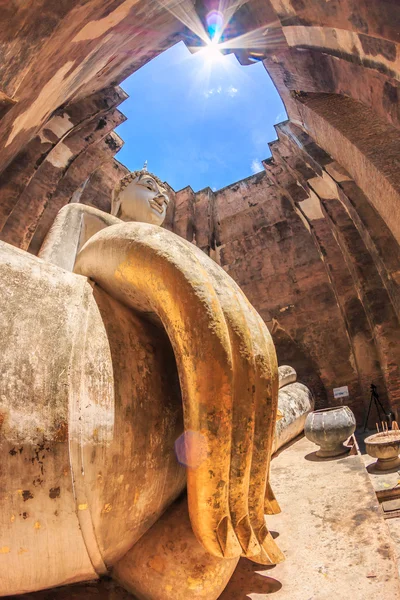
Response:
[5,436,400,600]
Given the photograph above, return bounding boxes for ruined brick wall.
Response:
[267,121,400,418]
[169,110,400,422]
[171,171,360,417]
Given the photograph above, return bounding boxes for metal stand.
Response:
[363,384,390,432]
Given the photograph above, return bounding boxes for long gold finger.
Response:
[246,309,282,562]
[259,316,281,514]
[186,242,282,561]
[265,481,281,515]
[183,243,261,558]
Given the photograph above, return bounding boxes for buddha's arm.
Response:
[38,203,120,271]
[74,221,284,566]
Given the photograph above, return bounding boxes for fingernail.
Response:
[236,514,261,556]
[265,482,281,514]
[262,532,285,564]
[247,534,285,566]
[258,522,268,544]
[217,516,242,558]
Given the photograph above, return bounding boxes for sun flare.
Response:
[201,39,224,63]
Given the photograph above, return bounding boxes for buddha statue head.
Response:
[111,165,170,226]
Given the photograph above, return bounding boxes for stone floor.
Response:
[387,518,400,574]
[7,435,400,600]
[221,435,400,600]
[356,429,400,577]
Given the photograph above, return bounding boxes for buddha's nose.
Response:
[154,194,167,207]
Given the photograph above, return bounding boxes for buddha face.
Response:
[112,173,169,226]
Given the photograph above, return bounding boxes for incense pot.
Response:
[365,431,400,471]
[304,406,356,458]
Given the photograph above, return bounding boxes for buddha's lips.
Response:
[149,197,166,214]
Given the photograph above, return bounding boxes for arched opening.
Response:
[114,40,287,192]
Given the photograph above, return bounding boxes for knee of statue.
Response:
[0,167,285,599]
[273,365,315,455]
[113,494,240,600]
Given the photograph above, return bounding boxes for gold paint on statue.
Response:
[75,222,284,564]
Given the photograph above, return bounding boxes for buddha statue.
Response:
[111,166,170,226]
[0,164,316,599]
[38,164,171,271]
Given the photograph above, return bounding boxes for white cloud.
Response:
[274,111,287,124]
[204,85,239,99]
[227,85,238,97]
[251,159,263,174]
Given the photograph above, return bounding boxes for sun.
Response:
[201,39,224,63]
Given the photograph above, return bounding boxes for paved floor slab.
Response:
[222,435,400,600]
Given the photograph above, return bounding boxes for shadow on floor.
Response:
[218,558,282,599]
[304,448,351,462]
[4,579,133,600]
[366,461,400,475]
[6,564,283,600]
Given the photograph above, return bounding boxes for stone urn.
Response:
[365,431,400,471]
[304,406,356,458]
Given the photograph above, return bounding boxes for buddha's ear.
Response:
[111,195,121,217]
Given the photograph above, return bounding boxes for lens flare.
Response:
[157,0,283,66]
[206,10,224,41]
[175,430,208,468]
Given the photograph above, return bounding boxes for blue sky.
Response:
[116,41,286,192]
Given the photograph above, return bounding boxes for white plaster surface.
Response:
[47,142,74,168]
[298,189,324,221]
